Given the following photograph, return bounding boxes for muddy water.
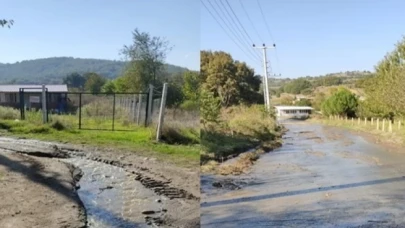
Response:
[0,138,166,228]
[65,158,162,228]
[201,122,405,227]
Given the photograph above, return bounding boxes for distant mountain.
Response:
[268,70,374,89]
[0,57,189,84]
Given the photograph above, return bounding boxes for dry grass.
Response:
[217,152,260,175]
[201,104,283,174]
[310,117,405,146]
[0,106,20,120]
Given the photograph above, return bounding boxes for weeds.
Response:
[0,106,200,167]
[201,105,284,174]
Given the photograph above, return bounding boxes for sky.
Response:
[201,0,405,78]
[0,0,200,70]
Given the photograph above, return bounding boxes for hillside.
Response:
[268,70,374,89]
[0,57,189,84]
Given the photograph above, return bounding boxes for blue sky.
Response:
[201,0,405,78]
[0,0,199,70]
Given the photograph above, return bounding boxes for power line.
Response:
[225,0,256,46]
[256,0,282,76]
[256,0,274,42]
[201,0,260,63]
[216,0,261,61]
[239,0,264,43]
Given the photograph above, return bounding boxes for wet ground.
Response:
[201,122,405,227]
[0,137,199,228]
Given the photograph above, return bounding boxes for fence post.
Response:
[358,117,360,125]
[156,83,168,142]
[371,118,374,125]
[382,119,385,131]
[19,89,24,120]
[79,93,82,130]
[377,119,379,130]
[364,117,366,125]
[389,121,393,133]
[137,94,142,125]
[146,84,154,126]
[399,121,401,130]
[112,93,116,131]
[42,84,47,124]
[351,117,354,125]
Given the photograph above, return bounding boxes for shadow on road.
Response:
[0,152,141,227]
[201,176,405,208]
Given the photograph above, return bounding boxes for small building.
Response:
[274,105,314,120]
[0,84,68,111]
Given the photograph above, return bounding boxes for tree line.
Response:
[62,28,198,110]
[310,36,405,120]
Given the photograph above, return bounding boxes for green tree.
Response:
[182,71,200,102]
[321,87,358,117]
[200,89,221,128]
[120,28,173,92]
[282,78,312,94]
[63,72,86,90]
[102,80,117,93]
[84,72,107,94]
[200,50,262,107]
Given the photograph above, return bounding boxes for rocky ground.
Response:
[0,137,200,228]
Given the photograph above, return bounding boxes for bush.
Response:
[0,106,20,120]
[51,120,66,131]
[225,105,277,141]
[321,87,358,117]
[180,100,199,111]
[160,126,199,145]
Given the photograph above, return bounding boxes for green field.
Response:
[0,107,199,168]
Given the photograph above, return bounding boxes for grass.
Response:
[201,105,284,175]
[0,106,200,168]
[309,115,405,146]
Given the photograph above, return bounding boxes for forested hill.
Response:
[0,57,189,84]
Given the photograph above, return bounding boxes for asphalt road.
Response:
[201,122,405,228]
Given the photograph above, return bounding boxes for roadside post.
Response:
[156,83,168,142]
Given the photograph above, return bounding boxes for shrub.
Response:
[0,106,19,120]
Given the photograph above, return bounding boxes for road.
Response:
[201,122,405,228]
[0,137,199,228]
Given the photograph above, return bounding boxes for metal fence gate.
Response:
[19,91,150,131]
[17,84,167,131]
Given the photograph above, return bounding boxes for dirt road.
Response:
[201,122,405,227]
[0,137,199,228]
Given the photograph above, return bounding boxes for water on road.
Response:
[201,122,405,227]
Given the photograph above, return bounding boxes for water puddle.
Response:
[65,158,163,228]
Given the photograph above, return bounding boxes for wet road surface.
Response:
[201,122,405,227]
[0,137,195,228]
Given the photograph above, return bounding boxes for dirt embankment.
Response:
[0,150,86,228]
[0,137,200,228]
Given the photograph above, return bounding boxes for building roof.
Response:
[274,105,314,110]
[0,85,68,93]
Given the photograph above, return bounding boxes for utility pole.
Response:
[253,43,276,112]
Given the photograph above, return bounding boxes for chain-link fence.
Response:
[17,84,168,132]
